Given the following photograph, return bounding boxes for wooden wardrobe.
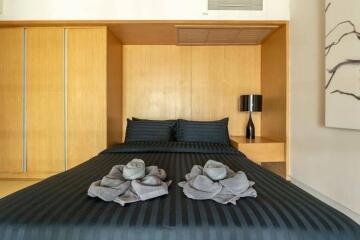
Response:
[0,27,122,179]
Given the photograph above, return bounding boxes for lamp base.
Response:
[246,113,255,139]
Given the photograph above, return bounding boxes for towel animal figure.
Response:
[88,159,172,206]
[178,160,257,205]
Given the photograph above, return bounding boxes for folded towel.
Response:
[88,159,171,206]
[178,160,257,205]
[203,160,228,180]
[180,175,222,200]
[123,158,145,180]
[115,176,171,206]
[88,180,130,202]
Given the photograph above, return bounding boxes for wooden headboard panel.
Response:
[122,45,261,136]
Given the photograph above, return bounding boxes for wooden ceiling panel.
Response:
[176,25,279,45]
[0,21,283,45]
[235,28,276,44]
[106,23,280,45]
[177,28,208,44]
[207,29,239,43]
[108,23,178,45]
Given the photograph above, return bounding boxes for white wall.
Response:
[290,0,360,223]
[0,0,289,20]
[0,0,3,14]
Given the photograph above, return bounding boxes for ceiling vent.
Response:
[176,25,278,45]
[208,0,263,11]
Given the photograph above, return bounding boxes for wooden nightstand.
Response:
[230,136,286,177]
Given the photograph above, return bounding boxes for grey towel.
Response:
[88,160,171,206]
[123,159,146,180]
[178,160,257,205]
[203,160,228,180]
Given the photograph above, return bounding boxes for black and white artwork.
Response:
[325,1,360,130]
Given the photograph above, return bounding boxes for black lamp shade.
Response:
[240,95,262,112]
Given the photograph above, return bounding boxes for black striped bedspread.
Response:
[0,142,359,240]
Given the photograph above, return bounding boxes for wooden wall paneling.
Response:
[261,25,289,176]
[191,46,262,136]
[26,27,65,173]
[122,45,192,132]
[0,28,24,173]
[67,28,107,168]
[261,26,288,142]
[107,30,123,144]
[122,45,261,136]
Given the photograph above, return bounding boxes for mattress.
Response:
[0,141,359,240]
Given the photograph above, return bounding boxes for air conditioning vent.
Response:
[208,0,263,11]
[176,25,278,45]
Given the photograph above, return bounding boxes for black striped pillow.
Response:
[177,118,230,145]
[125,119,175,142]
[132,117,178,139]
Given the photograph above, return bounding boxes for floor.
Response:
[0,180,40,198]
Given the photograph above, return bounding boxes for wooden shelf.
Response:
[230,136,285,164]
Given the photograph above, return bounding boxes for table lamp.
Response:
[240,94,262,139]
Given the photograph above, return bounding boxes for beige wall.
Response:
[290,0,360,222]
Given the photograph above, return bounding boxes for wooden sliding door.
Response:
[0,26,118,177]
[67,28,107,168]
[0,28,24,173]
[26,28,65,173]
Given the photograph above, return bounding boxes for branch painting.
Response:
[325,1,360,130]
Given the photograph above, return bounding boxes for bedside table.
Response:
[230,136,286,177]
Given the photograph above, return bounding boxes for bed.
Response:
[0,141,359,240]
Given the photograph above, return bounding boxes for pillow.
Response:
[125,119,175,142]
[132,117,177,126]
[132,117,178,138]
[176,118,230,145]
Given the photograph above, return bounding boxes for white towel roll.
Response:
[123,159,146,180]
[203,160,227,181]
